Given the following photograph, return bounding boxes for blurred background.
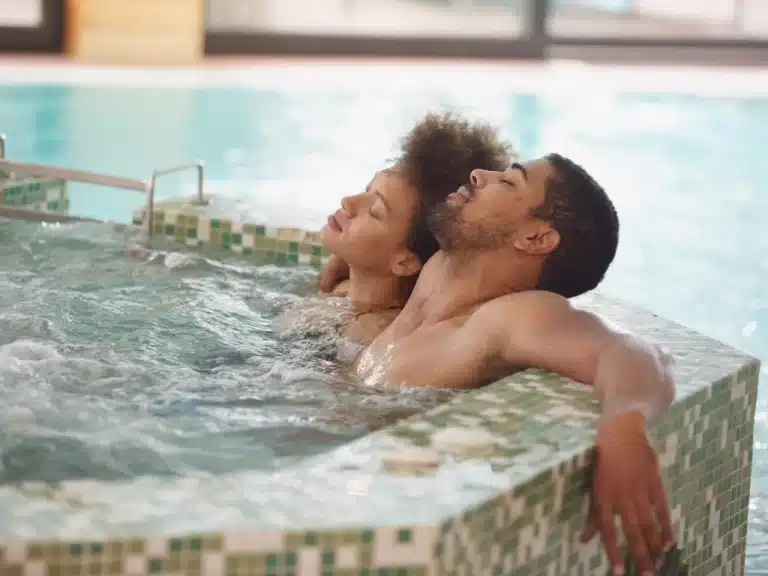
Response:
[1,0,768,64]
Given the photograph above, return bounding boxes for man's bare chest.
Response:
[357,316,500,389]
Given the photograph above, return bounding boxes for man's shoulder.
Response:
[474,290,571,320]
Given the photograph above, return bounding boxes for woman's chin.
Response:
[320,225,341,251]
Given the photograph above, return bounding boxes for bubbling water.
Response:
[0,218,453,483]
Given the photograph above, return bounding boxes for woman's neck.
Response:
[346,268,413,313]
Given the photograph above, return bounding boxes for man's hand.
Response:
[318,254,350,293]
[581,410,674,575]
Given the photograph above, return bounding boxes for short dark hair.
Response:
[534,153,619,298]
[396,111,514,264]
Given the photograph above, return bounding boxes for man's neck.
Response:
[405,250,540,324]
[347,268,412,314]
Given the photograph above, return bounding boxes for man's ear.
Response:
[390,250,422,277]
[513,225,560,256]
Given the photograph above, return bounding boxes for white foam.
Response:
[163,252,197,269]
[0,339,62,365]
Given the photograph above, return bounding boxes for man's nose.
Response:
[469,169,488,188]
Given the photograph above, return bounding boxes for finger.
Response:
[596,506,623,575]
[581,487,598,542]
[619,504,653,575]
[649,473,675,550]
[633,496,663,565]
[318,270,333,292]
[581,512,598,543]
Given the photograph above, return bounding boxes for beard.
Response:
[427,200,512,253]
[427,202,466,252]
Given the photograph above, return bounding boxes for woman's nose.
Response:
[340,195,354,214]
[341,192,366,215]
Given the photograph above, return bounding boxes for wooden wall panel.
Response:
[65,0,204,65]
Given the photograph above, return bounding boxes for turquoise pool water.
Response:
[1,82,766,568]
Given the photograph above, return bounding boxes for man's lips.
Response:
[447,185,471,202]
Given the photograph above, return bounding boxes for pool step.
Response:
[132,196,333,266]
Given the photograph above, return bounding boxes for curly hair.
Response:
[394,111,515,265]
[534,153,620,298]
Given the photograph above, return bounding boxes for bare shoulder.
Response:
[471,290,573,326]
[345,309,400,344]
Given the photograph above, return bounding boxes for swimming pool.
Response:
[0,61,766,570]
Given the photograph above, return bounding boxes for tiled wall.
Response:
[132,202,331,266]
[0,195,759,576]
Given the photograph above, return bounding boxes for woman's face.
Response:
[321,168,422,278]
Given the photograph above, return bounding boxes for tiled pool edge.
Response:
[131,199,333,266]
[0,193,759,575]
[0,177,69,213]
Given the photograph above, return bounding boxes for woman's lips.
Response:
[327,213,342,232]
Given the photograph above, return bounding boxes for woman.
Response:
[301,111,515,346]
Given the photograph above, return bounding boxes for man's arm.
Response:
[486,290,674,423]
[481,290,676,574]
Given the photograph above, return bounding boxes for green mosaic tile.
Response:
[0,178,68,213]
[428,362,758,575]
[127,197,335,268]
[255,236,278,251]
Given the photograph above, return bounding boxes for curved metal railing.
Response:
[0,133,206,244]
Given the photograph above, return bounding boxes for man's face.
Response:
[428,158,559,256]
[321,168,421,277]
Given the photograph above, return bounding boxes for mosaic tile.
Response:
[0,178,69,213]
[0,194,759,576]
[132,198,331,266]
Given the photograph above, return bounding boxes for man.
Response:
[356,156,675,575]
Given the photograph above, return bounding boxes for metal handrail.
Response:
[146,161,206,239]
[0,140,206,245]
[0,159,148,192]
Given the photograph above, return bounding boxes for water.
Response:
[0,218,451,482]
[0,79,766,566]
